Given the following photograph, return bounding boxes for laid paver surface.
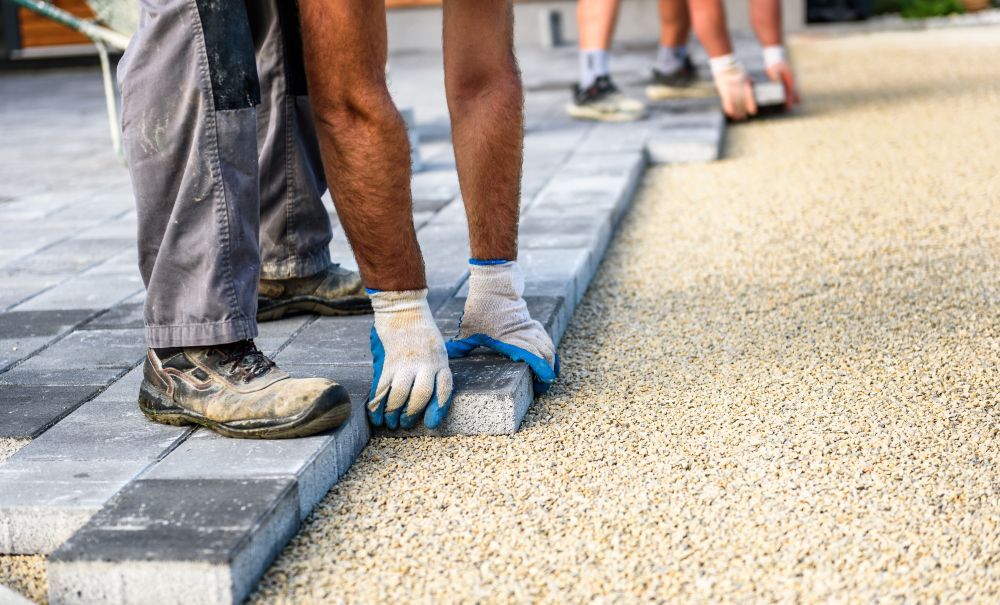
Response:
[248,28,1000,602]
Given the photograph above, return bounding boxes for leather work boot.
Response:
[138,341,351,439]
[257,264,371,321]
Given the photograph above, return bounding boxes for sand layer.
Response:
[252,27,1000,604]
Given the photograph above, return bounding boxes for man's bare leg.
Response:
[647,0,707,100]
[442,0,559,391]
[298,1,453,429]
[659,0,690,48]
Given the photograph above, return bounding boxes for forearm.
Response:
[299,0,426,291]
[443,0,523,261]
[686,0,732,57]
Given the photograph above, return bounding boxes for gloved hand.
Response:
[763,45,801,110]
[446,260,559,393]
[708,54,757,121]
[368,289,453,429]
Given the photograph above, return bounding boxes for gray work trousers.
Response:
[118,0,334,348]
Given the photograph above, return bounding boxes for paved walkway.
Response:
[0,41,735,602]
[249,28,1000,602]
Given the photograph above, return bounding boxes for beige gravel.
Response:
[0,439,46,605]
[253,27,999,604]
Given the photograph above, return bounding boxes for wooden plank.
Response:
[18,0,95,48]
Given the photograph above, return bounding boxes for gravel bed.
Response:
[251,26,1000,603]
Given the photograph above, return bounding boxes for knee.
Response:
[446,59,522,113]
[311,75,400,133]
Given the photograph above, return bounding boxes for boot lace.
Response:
[218,341,275,383]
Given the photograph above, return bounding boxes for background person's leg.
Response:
[119,0,262,348]
[569,0,644,121]
[248,0,332,281]
[647,0,704,99]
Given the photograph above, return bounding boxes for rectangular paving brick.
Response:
[144,364,371,520]
[646,110,726,165]
[0,367,124,387]
[0,309,98,339]
[0,458,152,554]
[48,478,299,605]
[275,315,372,366]
[15,329,145,372]
[0,384,105,438]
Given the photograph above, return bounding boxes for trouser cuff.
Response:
[145,318,258,348]
[260,248,331,280]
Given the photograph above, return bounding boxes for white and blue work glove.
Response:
[368,289,454,429]
[446,260,559,393]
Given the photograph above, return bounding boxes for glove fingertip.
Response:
[384,405,403,429]
[367,397,386,426]
[423,389,454,429]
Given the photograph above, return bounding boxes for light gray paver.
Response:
[646,109,726,164]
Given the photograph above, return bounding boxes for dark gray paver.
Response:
[0,384,105,438]
[0,309,98,339]
[78,302,145,331]
[14,329,145,372]
[48,478,300,605]
[0,367,123,387]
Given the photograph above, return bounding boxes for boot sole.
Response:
[138,381,352,439]
[257,295,372,322]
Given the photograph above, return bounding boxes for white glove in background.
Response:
[709,54,757,121]
[368,289,453,429]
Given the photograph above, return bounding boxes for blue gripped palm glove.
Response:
[368,289,454,429]
[445,260,559,394]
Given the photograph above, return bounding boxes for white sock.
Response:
[579,49,610,89]
[655,45,688,74]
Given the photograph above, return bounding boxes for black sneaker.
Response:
[566,75,646,122]
[138,341,351,439]
[646,57,713,100]
[258,264,371,321]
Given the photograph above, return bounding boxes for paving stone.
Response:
[0,309,98,339]
[10,394,190,463]
[0,584,33,605]
[15,271,143,312]
[0,384,104,438]
[0,367,124,387]
[78,302,145,331]
[410,168,460,204]
[15,329,145,372]
[646,110,726,164]
[144,365,371,519]
[416,223,472,295]
[754,79,786,108]
[0,238,132,278]
[0,336,53,373]
[0,458,152,554]
[49,478,300,605]
[378,357,533,437]
[274,315,372,365]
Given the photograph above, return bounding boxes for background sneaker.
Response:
[138,341,352,439]
[566,75,646,122]
[645,57,715,100]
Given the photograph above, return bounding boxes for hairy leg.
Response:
[658,0,691,47]
[298,0,425,291]
[578,0,622,50]
[442,0,523,261]
[687,0,733,57]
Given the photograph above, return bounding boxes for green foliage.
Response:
[899,0,966,18]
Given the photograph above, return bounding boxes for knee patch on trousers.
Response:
[195,0,262,110]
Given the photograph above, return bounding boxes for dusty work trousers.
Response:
[118,0,333,348]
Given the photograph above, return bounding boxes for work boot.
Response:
[138,341,351,439]
[566,75,646,122]
[257,264,371,321]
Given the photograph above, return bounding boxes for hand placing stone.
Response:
[368,289,454,429]
[446,260,559,394]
